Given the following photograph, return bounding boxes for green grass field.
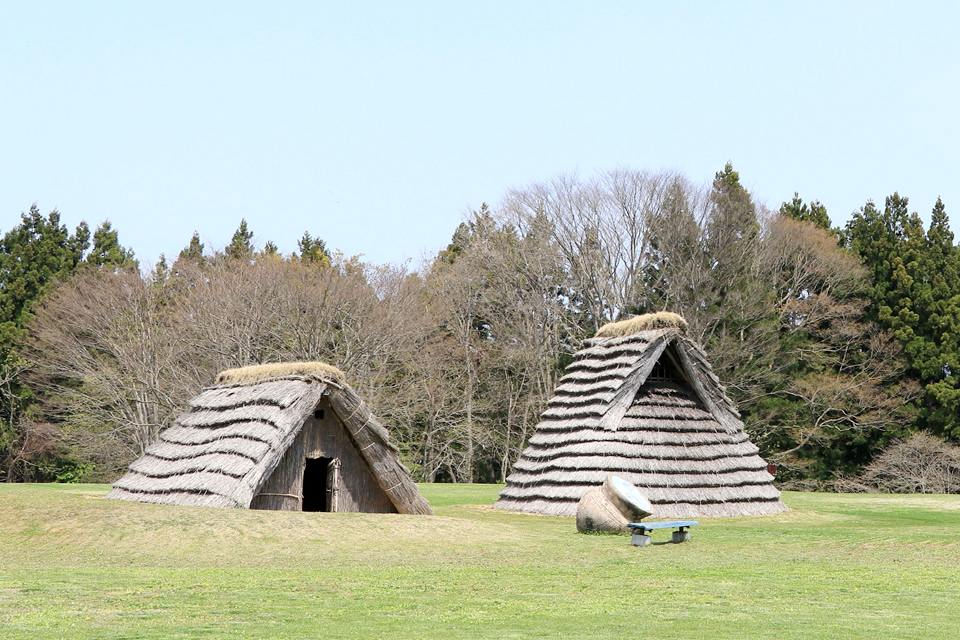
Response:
[0,483,958,639]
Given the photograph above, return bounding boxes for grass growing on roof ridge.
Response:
[215,361,346,385]
[0,483,959,639]
[595,311,689,338]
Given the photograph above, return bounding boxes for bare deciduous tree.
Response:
[26,253,438,479]
[28,268,197,473]
[503,169,688,329]
[837,433,960,494]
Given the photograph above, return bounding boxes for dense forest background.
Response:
[3,164,959,490]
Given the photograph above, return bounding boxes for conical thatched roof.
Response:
[107,364,432,515]
[495,315,786,519]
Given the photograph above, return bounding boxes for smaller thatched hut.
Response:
[107,362,432,515]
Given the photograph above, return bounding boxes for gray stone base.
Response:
[631,532,652,547]
[672,530,692,543]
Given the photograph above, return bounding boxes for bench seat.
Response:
[627,520,698,546]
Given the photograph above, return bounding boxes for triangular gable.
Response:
[597,332,670,430]
[596,329,738,434]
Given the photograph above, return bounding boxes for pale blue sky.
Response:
[3,1,958,266]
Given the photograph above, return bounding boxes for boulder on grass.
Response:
[576,475,653,533]
[602,474,653,521]
[576,487,629,533]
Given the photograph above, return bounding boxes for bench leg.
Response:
[671,530,691,543]
[631,532,652,547]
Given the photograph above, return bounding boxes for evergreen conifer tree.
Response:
[226,219,254,260]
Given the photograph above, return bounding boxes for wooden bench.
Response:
[627,520,698,546]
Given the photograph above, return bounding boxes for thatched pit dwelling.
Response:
[494,312,787,519]
[107,362,432,515]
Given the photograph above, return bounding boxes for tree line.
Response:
[2,164,958,489]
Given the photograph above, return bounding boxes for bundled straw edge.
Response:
[215,361,346,386]
[595,312,688,338]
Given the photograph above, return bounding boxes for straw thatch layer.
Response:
[494,326,786,518]
[107,371,431,515]
[215,361,346,386]
[109,377,327,508]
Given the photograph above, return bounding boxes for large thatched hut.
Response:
[107,362,432,515]
[494,313,786,519]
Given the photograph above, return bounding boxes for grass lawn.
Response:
[0,483,958,639]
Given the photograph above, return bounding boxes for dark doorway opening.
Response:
[302,457,331,512]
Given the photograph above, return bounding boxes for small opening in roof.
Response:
[648,357,680,382]
[314,409,324,420]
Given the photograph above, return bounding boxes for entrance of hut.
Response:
[302,457,339,512]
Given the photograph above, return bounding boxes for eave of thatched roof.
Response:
[324,383,433,515]
[108,373,432,516]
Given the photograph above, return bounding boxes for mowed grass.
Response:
[0,485,958,639]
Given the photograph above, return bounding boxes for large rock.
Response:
[576,487,629,532]
[602,474,653,521]
[576,475,653,533]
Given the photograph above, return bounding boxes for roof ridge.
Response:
[215,361,347,386]
[203,374,345,392]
